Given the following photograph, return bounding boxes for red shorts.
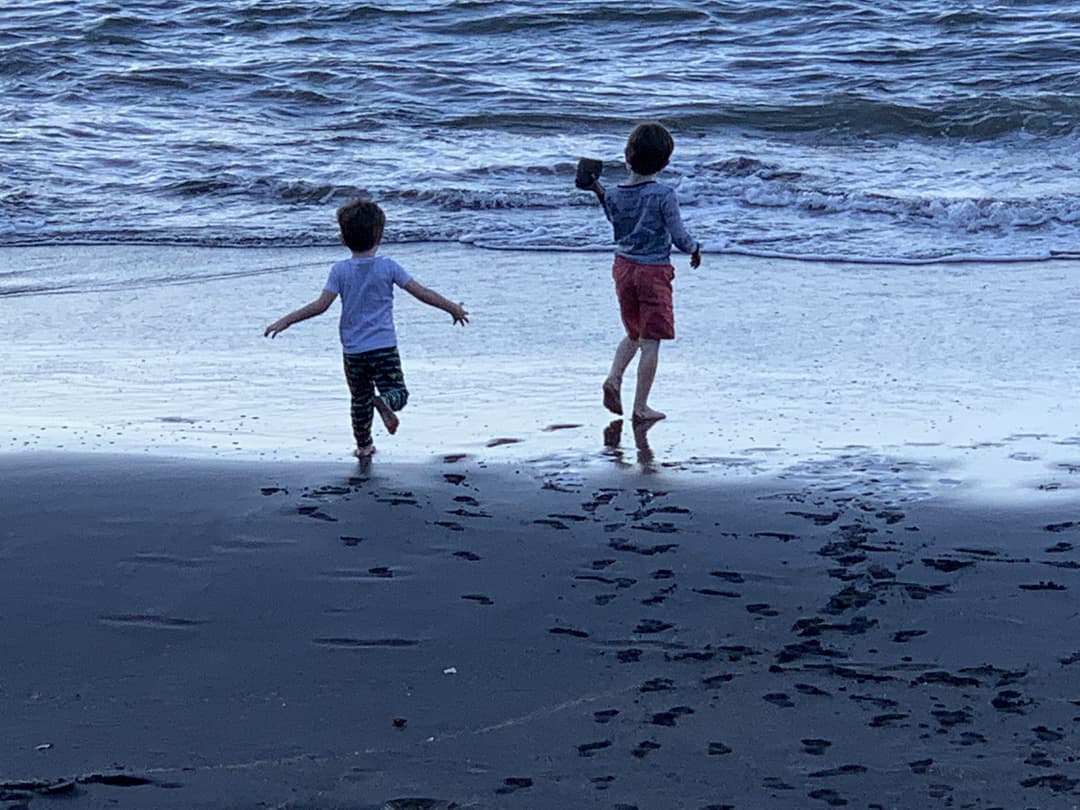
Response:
[612,255,675,341]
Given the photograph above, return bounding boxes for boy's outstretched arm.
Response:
[264,290,336,338]
[404,279,468,325]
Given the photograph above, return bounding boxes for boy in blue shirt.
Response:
[584,122,701,422]
[265,199,468,458]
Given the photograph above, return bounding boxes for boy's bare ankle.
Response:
[373,396,400,435]
[632,406,666,422]
[602,378,623,415]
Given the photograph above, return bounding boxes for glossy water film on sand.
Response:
[3,244,1080,506]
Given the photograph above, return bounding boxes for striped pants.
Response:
[342,346,409,449]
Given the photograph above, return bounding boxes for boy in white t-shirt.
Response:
[265,199,468,458]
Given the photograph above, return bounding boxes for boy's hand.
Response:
[575,157,603,190]
[690,246,701,269]
[450,303,469,326]
[264,319,289,338]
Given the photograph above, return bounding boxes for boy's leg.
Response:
[367,346,409,435]
[632,339,665,422]
[631,263,674,421]
[603,336,639,415]
[606,257,645,416]
[343,354,377,454]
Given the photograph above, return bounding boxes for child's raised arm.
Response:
[404,280,468,325]
[264,290,336,338]
[589,179,606,205]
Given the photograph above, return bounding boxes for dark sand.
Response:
[1,452,1078,809]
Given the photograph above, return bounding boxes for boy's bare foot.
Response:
[602,380,623,415]
[631,406,666,423]
[373,396,399,434]
[353,444,376,458]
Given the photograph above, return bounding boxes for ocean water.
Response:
[2,0,1079,290]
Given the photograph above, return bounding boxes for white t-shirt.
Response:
[324,255,413,354]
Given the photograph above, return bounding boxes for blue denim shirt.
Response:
[602,180,699,265]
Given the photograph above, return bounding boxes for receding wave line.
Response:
[0,261,324,299]
[3,245,1075,303]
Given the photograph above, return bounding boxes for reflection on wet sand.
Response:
[603,418,661,471]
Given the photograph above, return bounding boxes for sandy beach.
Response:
[1,450,1078,809]
[8,0,1080,803]
[2,245,1080,808]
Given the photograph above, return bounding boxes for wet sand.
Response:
[4,245,1080,494]
[2,451,1078,809]
[4,245,1080,806]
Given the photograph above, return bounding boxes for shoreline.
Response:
[1,451,1078,808]
[5,239,1079,267]
[3,244,1080,506]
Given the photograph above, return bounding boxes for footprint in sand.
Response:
[296,505,337,522]
[649,706,694,726]
[494,777,533,795]
[746,603,780,617]
[576,740,612,758]
[802,738,832,756]
[433,520,464,531]
[548,626,589,638]
[807,788,850,807]
[630,740,661,759]
[634,618,673,634]
[701,673,733,688]
[710,570,745,583]
[446,507,491,518]
[763,693,794,708]
[638,678,675,694]
[486,437,522,447]
[1019,581,1067,591]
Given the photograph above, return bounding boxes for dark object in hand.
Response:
[575,157,603,189]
